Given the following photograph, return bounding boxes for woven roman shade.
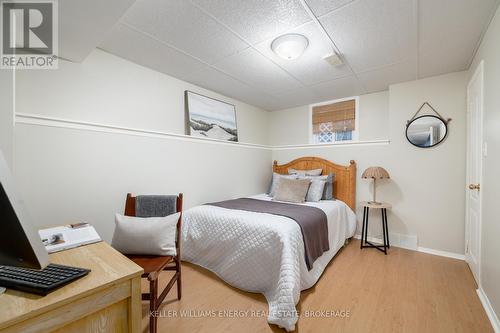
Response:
[312,99,356,134]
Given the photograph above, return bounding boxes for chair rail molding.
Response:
[15,113,389,151]
[15,113,270,150]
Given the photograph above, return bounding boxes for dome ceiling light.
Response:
[271,34,309,60]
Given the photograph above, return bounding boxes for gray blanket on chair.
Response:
[135,195,177,217]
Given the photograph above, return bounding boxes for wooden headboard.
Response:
[273,157,356,211]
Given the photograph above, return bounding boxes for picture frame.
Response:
[184,90,238,142]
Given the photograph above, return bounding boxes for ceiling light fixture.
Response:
[271,34,309,60]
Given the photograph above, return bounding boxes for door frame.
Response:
[465,60,484,286]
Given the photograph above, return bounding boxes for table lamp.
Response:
[361,166,390,205]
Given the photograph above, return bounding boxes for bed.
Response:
[180,157,357,331]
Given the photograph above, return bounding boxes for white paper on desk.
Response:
[38,225,101,253]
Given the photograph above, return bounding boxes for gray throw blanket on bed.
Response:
[206,198,329,270]
[135,195,177,217]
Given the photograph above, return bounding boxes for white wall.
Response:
[15,49,269,145]
[14,125,271,242]
[359,91,389,141]
[14,49,271,241]
[0,69,14,167]
[469,5,500,321]
[271,72,467,254]
[388,72,467,253]
[269,91,389,145]
[269,106,310,146]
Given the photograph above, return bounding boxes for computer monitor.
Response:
[0,152,48,269]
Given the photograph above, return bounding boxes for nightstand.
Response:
[360,201,392,255]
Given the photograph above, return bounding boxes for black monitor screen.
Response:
[0,182,41,268]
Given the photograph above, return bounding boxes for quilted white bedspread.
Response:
[180,194,357,331]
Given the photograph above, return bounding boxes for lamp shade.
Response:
[361,167,390,179]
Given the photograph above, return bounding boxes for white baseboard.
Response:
[417,246,465,260]
[477,288,500,333]
[353,234,380,243]
[353,232,417,251]
[354,234,465,260]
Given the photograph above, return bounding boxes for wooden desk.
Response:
[0,242,143,333]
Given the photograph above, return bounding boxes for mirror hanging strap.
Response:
[407,102,452,126]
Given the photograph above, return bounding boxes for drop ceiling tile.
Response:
[418,0,500,78]
[304,0,354,17]
[357,60,417,93]
[308,75,365,101]
[59,0,136,62]
[418,53,464,79]
[184,65,274,110]
[213,48,303,94]
[319,0,415,73]
[96,0,496,112]
[121,0,248,64]
[254,22,353,85]
[99,24,206,81]
[191,0,311,44]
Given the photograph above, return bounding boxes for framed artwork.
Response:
[184,91,238,142]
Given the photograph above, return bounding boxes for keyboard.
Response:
[0,263,90,295]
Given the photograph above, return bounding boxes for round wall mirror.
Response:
[406,115,448,148]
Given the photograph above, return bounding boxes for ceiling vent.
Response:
[323,53,343,67]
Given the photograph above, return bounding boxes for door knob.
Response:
[469,184,480,190]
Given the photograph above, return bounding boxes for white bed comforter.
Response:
[180,194,357,331]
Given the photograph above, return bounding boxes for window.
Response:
[311,97,359,143]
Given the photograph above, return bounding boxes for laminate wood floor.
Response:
[140,240,492,333]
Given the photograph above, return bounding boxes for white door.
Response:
[465,61,483,285]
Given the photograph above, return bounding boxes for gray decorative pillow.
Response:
[299,173,335,200]
[112,213,180,256]
[306,179,326,202]
[273,178,311,203]
[268,173,297,196]
[288,168,323,176]
[322,173,335,200]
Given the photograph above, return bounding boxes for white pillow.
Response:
[111,213,180,256]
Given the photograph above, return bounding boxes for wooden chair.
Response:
[124,193,183,333]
